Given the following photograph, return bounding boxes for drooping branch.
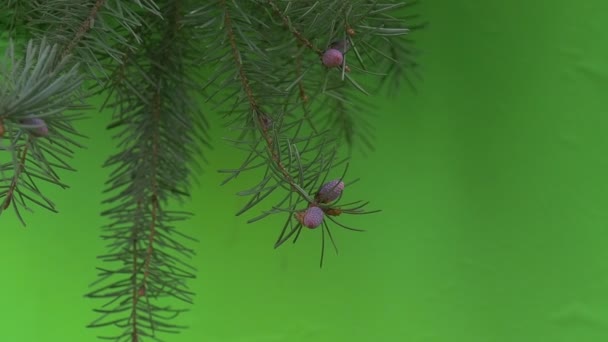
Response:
[87,0,207,339]
[222,0,311,201]
[0,39,84,225]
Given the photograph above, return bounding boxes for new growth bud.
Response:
[21,117,48,137]
[259,113,272,132]
[322,48,344,68]
[316,179,345,203]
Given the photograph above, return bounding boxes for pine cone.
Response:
[316,179,345,203]
[322,48,343,68]
[303,206,324,228]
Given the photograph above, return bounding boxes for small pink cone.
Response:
[303,206,324,229]
[317,179,345,203]
[322,48,343,68]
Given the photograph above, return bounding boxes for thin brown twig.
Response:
[2,137,31,211]
[130,211,139,341]
[61,0,106,59]
[267,0,323,56]
[139,0,182,303]
[222,0,308,199]
[129,91,161,342]
[139,90,161,306]
[131,2,182,338]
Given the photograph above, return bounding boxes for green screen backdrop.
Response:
[3,1,608,341]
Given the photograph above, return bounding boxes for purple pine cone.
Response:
[21,118,48,137]
[322,48,343,68]
[317,179,345,203]
[303,206,324,229]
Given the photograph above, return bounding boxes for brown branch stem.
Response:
[130,211,139,342]
[222,0,309,199]
[267,0,323,56]
[2,137,30,211]
[130,2,181,338]
[140,91,161,298]
[61,0,106,59]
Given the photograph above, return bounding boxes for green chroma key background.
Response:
[2,1,608,341]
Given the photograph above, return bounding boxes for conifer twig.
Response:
[61,0,106,59]
[267,0,323,56]
[222,0,310,201]
[2,137,30,210]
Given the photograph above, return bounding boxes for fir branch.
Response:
[221,0,311,201]
[26,0,162,85]
[0,0,166,224]
[0,39,85,225]
[87,0,209,340]
[194,1,386,266]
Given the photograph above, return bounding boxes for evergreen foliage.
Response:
[0,0,421,340]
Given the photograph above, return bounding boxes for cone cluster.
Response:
[296,179,345,229]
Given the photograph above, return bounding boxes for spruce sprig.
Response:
[25,0,161,84]
[192,0,402,266]
[85,1,209,341]
[0,39,86,225]
[0,0,165,227]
